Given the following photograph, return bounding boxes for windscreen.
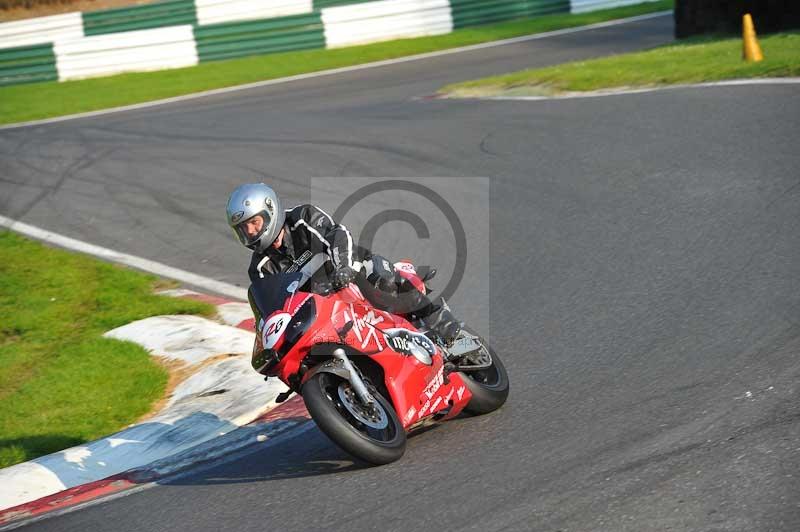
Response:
[249,272,304,318]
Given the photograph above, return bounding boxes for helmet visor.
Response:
[233,211,272,247]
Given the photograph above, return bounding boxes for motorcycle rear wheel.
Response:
[303,372,406,465]
[459,334,510,415]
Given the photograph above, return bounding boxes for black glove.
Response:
[332,265,357,290]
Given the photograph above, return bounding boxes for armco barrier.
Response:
[0,12,83,48]
[82,0,197,36]
[0,42,58,86]
[313,0,374,8]
[195,0,313,26]
[321,0,452,49]
[55,25,198,81]
[450,0,569,30]
[194,12,324,62]
[0,0,661,86]
[571,0,658,14]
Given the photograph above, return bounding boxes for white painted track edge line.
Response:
[0,11,672,131]
[466,77,800,101]
[0,215,248,301]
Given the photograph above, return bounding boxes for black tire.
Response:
[460,339,510,415]
[302,372,406,465]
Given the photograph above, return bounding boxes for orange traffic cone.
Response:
[742,14,764,62]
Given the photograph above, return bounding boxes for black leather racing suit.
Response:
[247,204,455,332]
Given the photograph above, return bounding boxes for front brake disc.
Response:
[337,382,389,429]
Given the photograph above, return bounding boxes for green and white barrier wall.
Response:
[0,0,659,86]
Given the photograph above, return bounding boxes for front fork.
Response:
[332,348,374,406]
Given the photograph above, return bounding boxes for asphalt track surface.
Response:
[2,13,800,532]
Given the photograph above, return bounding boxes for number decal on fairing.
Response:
[262,312,291,348]
[394,261,416,274]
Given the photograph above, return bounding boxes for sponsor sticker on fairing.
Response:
[403,406,417,425]
[342,304,385,350]
[384,329,436,365]
[419,399,431,418]
[423,366,444,399]
[430,396,443,412]
[456,385,466,401]
[445,388,455,404]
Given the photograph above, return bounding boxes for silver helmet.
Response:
[226,183,285,253]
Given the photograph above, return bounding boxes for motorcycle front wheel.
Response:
[302,372,406,465]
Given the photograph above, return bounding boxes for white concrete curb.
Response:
[105,315,255,365]
[0,295,285,512]
[446,77,800,102]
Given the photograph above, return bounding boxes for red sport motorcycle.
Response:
[249,261,509,464]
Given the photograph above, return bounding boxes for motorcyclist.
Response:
[226,183,461,345]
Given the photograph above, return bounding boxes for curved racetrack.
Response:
[2,13,799,532]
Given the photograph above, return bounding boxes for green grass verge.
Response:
[440,31,800,97]
[0,1,673,125]
[0,231,214,468]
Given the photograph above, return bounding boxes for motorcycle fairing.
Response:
[254,268,473,429]
[329,297,472,428]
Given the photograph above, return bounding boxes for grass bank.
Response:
[440,31,800,98]
[0,231,213,468]
[0,1,673,125]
